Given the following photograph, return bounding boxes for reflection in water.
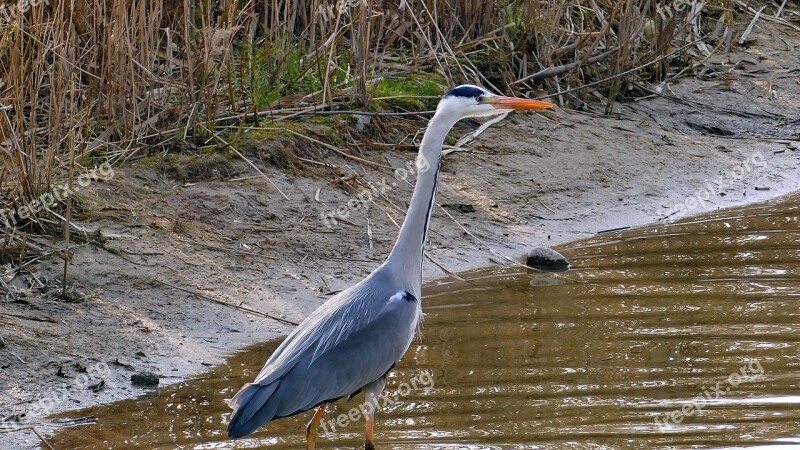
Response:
[52,194,800,449]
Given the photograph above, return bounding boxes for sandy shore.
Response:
[1,25,799,449]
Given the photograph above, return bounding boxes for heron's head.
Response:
[438,84,554,119]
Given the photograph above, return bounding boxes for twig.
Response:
[597,226,631,234]
[291,110,435,118]
[296,157,332,167]
[424,252,466,282]
[320,276,332,292]
[775,0,788,17]
[690,2,712,56]
[736,0,800,31]
[171,236,278,259]
[366,218,374,252]
[228,175,261,182]
[637,83,782,119]
[63,132,78,299]
[442,112,509,156]
[248,126,393,170]
[153,279,299,326]
[536,35,710,101]
[360,181,468,282]
[452,24,513,51]
[435,203,524,269]
[514,47,619,84]
[94,241,161,266]
[213,105,323,124]
[739,6,767,44]
[536,193,556,214]
[19,244,89,270]
[0,427,56,449]
[202,127,290,200]
[31,427,56,450]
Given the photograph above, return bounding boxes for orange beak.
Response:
[487,96,554,110]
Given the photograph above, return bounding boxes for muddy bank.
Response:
[2,26,800,449]
[47,192,800,448]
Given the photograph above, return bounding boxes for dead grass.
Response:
[0,0,789,286]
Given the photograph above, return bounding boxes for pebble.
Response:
[131,372,160,387]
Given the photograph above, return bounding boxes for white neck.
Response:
[384,109,460,296]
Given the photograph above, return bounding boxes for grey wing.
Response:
[227,291,420,438]
[251,270,400,386]
[275,291,420,414]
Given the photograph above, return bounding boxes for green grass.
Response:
[241,47,321,108]
[373,74,446,110]
[374,76,443,97]
[241,44,367,109]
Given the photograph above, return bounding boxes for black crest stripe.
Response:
[445,85,484,98]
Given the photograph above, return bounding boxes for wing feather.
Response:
[251,269,411,386]
[274,293,420,416]
[227,285,421,437]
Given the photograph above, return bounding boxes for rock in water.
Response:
[526,247,570,271]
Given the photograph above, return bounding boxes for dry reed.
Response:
[0,0,770,285]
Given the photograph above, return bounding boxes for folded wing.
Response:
[227,288,420,439]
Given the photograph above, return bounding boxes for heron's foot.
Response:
[364,439,376,450]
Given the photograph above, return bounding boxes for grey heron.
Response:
[227,85,553,448]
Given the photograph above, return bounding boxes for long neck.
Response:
[385,110,459,293]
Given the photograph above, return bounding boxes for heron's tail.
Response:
[227,382,281,439]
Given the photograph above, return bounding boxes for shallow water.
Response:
[52,193,800,449]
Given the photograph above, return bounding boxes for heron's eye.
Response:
[476,94,486,103]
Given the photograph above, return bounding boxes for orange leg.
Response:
[306,403,328,450]
[364,413,376,450]
[364,378,385,450]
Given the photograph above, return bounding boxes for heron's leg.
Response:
[306,403,328,450]
[363,377,386,450]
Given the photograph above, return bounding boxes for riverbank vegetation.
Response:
[0,0,795,288]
